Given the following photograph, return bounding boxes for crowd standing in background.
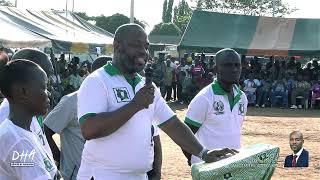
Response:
[1,48,319,111]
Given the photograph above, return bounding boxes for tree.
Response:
[162,0,168,22]
[164,0,174,23]
[94,13,145,34]
[196,0,297,17]
[150,22,182,36]
[173,0,192,33]
[0,0,13,6]
[74,12,92,21]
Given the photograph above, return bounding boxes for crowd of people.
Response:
[241,56,320,109]
[149,54,320,110]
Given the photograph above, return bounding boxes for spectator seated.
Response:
[311,80,320,108]
[290,74,311,109]
[270,78,288,108]
[256,78,272,108]
[243,74,260,106]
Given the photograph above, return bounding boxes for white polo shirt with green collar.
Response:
[185,80,248,164]
[77,62,175,180]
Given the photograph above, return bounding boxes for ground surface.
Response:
[161,104,320,180]
[53,104,320,179]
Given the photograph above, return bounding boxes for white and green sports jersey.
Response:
[77,62,175,179]
[0,99,53,159]
[185,80,248,164]
[0,119,57,180]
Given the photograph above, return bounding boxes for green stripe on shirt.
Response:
[79,113,97,124]
[158,115,177,127]
[184,117,202,128]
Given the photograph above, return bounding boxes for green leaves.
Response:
[149,22,182,36]
[196,0,297,17]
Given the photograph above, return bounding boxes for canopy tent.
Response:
[0,6,113,54]
[0,15,51,48]
[179,10,320,56]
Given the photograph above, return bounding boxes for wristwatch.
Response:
[198,148,209,160]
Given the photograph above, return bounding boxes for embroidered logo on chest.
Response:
[213,100,225,115]
[113,87,131,103]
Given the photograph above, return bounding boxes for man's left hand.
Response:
[202,148,239,163]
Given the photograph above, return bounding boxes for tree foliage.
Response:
[74,12,92,21]
[162,0,168,22]
[164,0,174,23]
[150,22,182,36]
[173,0,192,33]
[196,0,297,17]
[75,13,145,34]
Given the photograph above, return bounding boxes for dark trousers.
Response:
[172,82,177,101]
[177,83,183,102]
[257,88,270,105]
[165,85,172,101]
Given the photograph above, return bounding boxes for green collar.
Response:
[211,80,243,110]
[103,62,142,89]
[212,80,227,95]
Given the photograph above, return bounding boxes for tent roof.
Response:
[0,6,113,54]
[179,10,320,56]
[0,15,51,48]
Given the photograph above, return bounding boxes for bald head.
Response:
[290,131,303,140]
[113,23,149,74]
[214,48,241,84]
[114,23,146,43]
[215,48,240,67]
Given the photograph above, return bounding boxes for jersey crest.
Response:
[113,87,131,103]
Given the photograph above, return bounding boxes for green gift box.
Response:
[191,144,280,180]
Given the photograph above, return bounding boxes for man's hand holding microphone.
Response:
[131,66,155,111]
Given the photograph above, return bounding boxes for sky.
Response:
[9,0,320,33]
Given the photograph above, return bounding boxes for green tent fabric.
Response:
[179,10,320,56]
[0,6,113,54]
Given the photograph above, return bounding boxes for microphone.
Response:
[145,66,153,85]
[144,66,153,109]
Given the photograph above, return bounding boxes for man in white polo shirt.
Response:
[77,24,237,180]
[183,48,248,165]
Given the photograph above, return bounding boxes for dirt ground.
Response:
[53,104,319,180]
[160,103,320,180]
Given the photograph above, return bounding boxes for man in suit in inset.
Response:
[284,131,309,167]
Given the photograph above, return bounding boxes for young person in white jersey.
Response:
[0,48,54,160]
[0,59,58,179]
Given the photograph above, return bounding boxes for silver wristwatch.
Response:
[198,148,209,160]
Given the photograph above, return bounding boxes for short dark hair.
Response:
[0,59,40,98]
[12,48,53,76]
[92,56,112,71]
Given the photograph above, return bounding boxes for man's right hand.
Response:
[202,148,238,163]
[131,84,155,110]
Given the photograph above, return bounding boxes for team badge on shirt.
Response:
[213,100,224,115]
[238,102,245,115]
[113,87,131,103]
[43,158,54,172]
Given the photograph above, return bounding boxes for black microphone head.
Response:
[145,66,153,85]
